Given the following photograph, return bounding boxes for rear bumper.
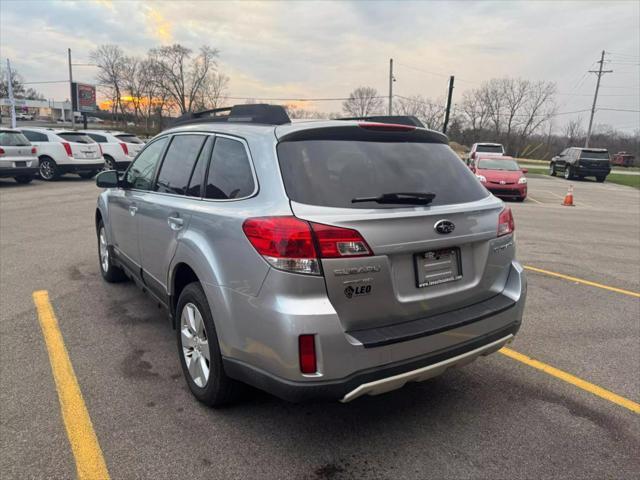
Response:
[224,325,518,402]
[0,166,39,177]
[218,260,526,402]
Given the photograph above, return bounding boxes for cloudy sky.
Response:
[1,0,638,132]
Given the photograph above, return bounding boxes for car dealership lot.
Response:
[1,175,638,479]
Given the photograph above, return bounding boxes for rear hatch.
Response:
[0,131,37,165]
[56,132,101,160]
[276,124,509,332]
[579,149,610,168]
[115,134,144,157]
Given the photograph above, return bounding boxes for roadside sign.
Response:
[71,82,97,113]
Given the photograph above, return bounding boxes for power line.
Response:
[599,108,640,112]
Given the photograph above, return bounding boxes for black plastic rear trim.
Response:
[347,294,516,348]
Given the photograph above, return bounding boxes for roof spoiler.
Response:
[336,115,425,128]
[173,104,291,127]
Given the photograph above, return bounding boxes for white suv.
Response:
[79,130,142,170]
[19,128,104,180]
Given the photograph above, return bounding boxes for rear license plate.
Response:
[15,161,26,167]
[414,248,462,288]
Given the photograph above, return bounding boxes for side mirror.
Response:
[521,168,528,174]
[96,170,120,189]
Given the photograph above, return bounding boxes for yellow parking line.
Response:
[500,347,640,414]
[33,291,110,480]
[524,265,640,298]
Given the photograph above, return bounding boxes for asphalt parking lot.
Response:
[1,174,638,479]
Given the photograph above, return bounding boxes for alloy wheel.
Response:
[40,160,55,180]
[99,227,109,273]
[180,303,211,388]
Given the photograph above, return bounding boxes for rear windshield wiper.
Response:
[352,192,436,205]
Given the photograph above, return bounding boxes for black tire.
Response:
[39,157,59,181]
[176,282,243,407]
[549,162,556,176]
[564,166,573,180]
[596,175,606,183]
[78,170,99,179]
[14,175,33,184]
[97,220,127,283]
[103,155,116,171]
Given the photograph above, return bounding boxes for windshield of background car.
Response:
[476,145,503,153]
[56,133,95,144]
[478,158,520,171]
[0,132,30,146]
[116,134,144,144]
[277,139,488,209]
[580,150,610,160]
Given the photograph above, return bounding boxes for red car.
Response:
[471,155,528,201]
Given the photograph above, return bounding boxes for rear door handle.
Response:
[167,216,184,231]
[128,205,138,216]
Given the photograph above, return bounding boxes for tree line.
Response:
[90,44,229,130]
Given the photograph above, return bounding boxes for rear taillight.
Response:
[120,143,129,156]
[498,207,515,237]
[242,216,372,275]
[62,142,72,157]
[0,147,5,156]
[299,335,317,374]
[310,222,371,258]
[98,144,103,155]
[31,147,37,154]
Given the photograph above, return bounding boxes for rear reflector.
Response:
[120,143,129,156]
[0,147,4,156]
[31,147,37,154]
[242,216,372,275]
[98,144,103,156]
[62,142,72,157]
[299,335,317,374]
[497,207,515,237]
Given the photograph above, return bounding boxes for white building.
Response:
[0,98,73,121]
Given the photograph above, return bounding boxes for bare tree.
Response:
[342,87,383,117]
[0,65,44,100]
[563,118,584,145]
[395,95,445,130]
[148,44,219,114]
[193,72,229,111]
[90,45,128,121]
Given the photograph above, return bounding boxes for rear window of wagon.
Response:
[277,139,489,209]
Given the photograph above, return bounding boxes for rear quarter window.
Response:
[0,132,30,146]
[277,139,488,209]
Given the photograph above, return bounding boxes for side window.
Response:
[205,137,255,200]
[186,136,214,197]
[125,137,168,190]
[155,135,206,195]
[88,133,107,143]
[22,130,48,142]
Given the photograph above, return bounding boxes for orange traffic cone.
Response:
[562,185,575,206]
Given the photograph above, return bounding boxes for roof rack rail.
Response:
[336,115,425,128]
[172,104,291,127]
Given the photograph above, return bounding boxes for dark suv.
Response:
[549,147,611,182]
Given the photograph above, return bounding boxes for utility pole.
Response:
[388,58,394,115]
[442,75,455,134]
[6,59,16,128]
[68,48,75,129]
[585,50,612,148]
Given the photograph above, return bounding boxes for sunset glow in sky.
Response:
[1,0,638,132]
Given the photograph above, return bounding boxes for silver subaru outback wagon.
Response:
[95,104,526,406]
